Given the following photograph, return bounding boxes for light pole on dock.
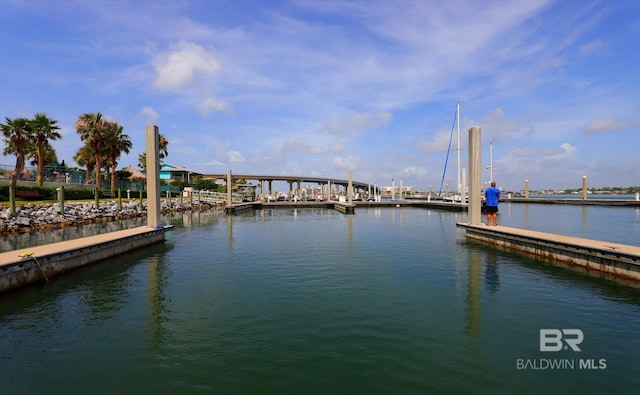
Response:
[486,139,495,183]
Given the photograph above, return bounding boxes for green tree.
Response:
[138,133,169,172]
[30,113,62,186]
[74,143,96,184]
[75,112,107,189]
[27,144,59,181]
[103,121,132,195]
[1,117,33,190]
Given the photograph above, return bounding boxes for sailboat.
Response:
[439,101,465,203]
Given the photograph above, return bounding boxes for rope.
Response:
[19,251,49,283]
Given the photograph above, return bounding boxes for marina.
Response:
[1,205,639,394]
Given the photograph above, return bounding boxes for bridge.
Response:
[200,173,379,195]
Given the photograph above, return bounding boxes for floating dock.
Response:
[224,199,468,214]
[502,197,640,207]
[0,226,170,293]
[456,223,640,283]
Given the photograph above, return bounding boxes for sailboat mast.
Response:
[456,101,461,194]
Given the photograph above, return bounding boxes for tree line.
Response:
[1,112,168,196]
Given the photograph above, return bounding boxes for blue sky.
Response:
[1,0,639,192]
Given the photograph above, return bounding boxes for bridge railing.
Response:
[193,190,244,204]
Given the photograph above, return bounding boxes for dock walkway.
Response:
[0,226,168,293]
[456,223,640,282]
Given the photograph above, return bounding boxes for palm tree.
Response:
[27,144,59,180]
[138,152,147,172]
[74,143,96,184]
[75,112,106,189]
[1,117,33,189]
[31,113,62,187]
[138,133,169,172]
[103,121,132,194]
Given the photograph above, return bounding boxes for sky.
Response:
[1,0,639,192]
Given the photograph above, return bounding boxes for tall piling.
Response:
[468,126,482,225]
[348,169,353,204]
[227,170,232,206]
[146,125,161,228]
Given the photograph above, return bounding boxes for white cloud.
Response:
[202,159,225,166]
[197,97,232,116]
[509,143,576,160]
[415,129,453,153]
[495,143,578,184]
[141,106,159,123]
[478,107,521,138]
[152,41,222,92]
[402,166,427,178]
[332,155,360,171]
[228,150,245,162]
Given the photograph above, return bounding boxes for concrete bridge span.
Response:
[200,173,379,195]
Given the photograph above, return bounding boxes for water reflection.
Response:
[145,254,170,351]
[463,247,500,361]
[485,252,500,294]
[464,248,484,361]
[227,214,233,252]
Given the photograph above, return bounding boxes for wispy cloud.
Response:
[325,111,393,136]
[581,39,605,55]
[583,117,640,135]
[141,106,159,123]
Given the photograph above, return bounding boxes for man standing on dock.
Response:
[485,181,500,226]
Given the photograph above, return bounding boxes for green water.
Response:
[1,208,639,394]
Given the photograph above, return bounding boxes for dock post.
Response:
[60,186,65,215]
[468,126,482,225]
[146,125,161,228]
[392,179,395,200]
[348,169,353,204]
[461,169,467,204]
[582,176,588,200]
[525,180,529,199]
[227,170,232,206]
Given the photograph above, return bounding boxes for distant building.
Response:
[132,163,202,183]
[159,164,202,183]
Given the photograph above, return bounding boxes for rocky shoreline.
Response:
[0,199,218,235]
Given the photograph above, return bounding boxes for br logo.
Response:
[540,329,584,352]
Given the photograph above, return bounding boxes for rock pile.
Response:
[0,199,216,234]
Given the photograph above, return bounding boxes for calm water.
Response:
[1,206,640,394]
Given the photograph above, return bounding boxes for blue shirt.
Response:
[485,187,500,207]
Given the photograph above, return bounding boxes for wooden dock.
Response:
[456,223,640,283]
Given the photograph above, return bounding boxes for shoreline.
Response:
[0,199,217,236]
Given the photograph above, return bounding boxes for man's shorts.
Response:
[486,205,498,213]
